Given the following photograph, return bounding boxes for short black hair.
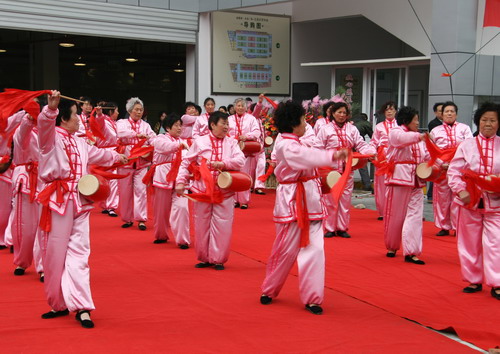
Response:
[274,100,304,134]
[164,113,182,130]
[432,102,444,112]
[203,97,215,106]
[396,106,418,126]
[184,101,196,112]
[328,102,350,121]
[322,101,335,117]
[208,111,228,130]
[378,101,397,115]
[473,102,499,128]
[227,104,234,112]
[102,102,118,117]
[194,105,202,115]
[56,99,77,126]
[441,101,458,113]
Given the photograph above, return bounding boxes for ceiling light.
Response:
[125,57,138,62]
[0,49,7,53]
[173,62,184,72]
[59,42,75,48]
[74,56,86,66]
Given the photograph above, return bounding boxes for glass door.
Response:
[370,68,407,123]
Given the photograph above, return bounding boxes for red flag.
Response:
[484,0,500,27]
[0,89,51,133]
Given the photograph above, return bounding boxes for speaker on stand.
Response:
[292,82,319,103]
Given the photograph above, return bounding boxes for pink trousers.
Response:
[100,176,119,211]
[254,150,266,189]
[43,202,94,312]
[12,192,39,270]
[261,221,325,305]
[384,185,423,255]
[432,179,457,231]
[153,187,190,245]
[193,197,234,264]
[374,174,386,217]
[324,175,353,232]
[0,179,13,246]
[456,205,500,287]
[118,167,148,223]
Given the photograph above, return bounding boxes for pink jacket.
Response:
[37,106,121,215]
[314,121,376,173]
[116,118,156,169]
[448,134,500,212]
[370,118,397,149]
[180,114,197,139]
[12,116,39,196]
[94,114,118,149]
[228,113,261,142]
[271,123,316,162]
[0,110,26,182]
[151,133,186,189]
[192,113,210,139]
[176,133,245,198]
[386,126,429,187]
[273,133,336,223]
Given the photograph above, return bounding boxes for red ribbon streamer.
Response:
[258,164,275,182]
[262,95,278,109]
[330,151,353,204]
[188,158,223,204]
[88,109,106,141]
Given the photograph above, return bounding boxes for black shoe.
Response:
[41,309,69,319]
[305,304,323,315]
[39,273,45,283]
[436,229,450,236]
[336,231,351,238]
[324,231,336,238]
[101,209,109,214]
[121,222,133,228]
[386,251,396,258]
[491,288,500,300]
[179,244,189,249]
[14,267,25,276]
[240,204,248,209]
[234,202,240,208]
[138,222,147,231]
[404,255,425,265]
[0,245,7,250]
[463,284,482,293]
[153,239,167,244]
[255,189,266,195]
[76,310,94,329]
[108,210,118,217]
[214,264,225,270]
[194,262,213,268]
[377,216,383,221]
[260,295,272,305]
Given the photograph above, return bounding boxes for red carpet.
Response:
[0,191,496,353]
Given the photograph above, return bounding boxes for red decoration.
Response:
[484,0,500,27]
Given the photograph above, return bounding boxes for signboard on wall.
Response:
[211,11,290,95]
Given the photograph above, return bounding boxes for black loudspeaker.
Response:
[292,82,319,103]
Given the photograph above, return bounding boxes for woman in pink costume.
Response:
[315,102,376,238]
[116,97,156,230]
[37,91,127,328]
[260,100,347,315]
[11,110,44,279]
[0,110,26,249]
[447,102,500,299]
[148,113,190,248]
[430,101,473,236]
[192,97,216,139]
[92,102,120,217]
[370,101,398,220]
[176,111,245,270]
[228,98,261,209]
[383,106,428,264]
